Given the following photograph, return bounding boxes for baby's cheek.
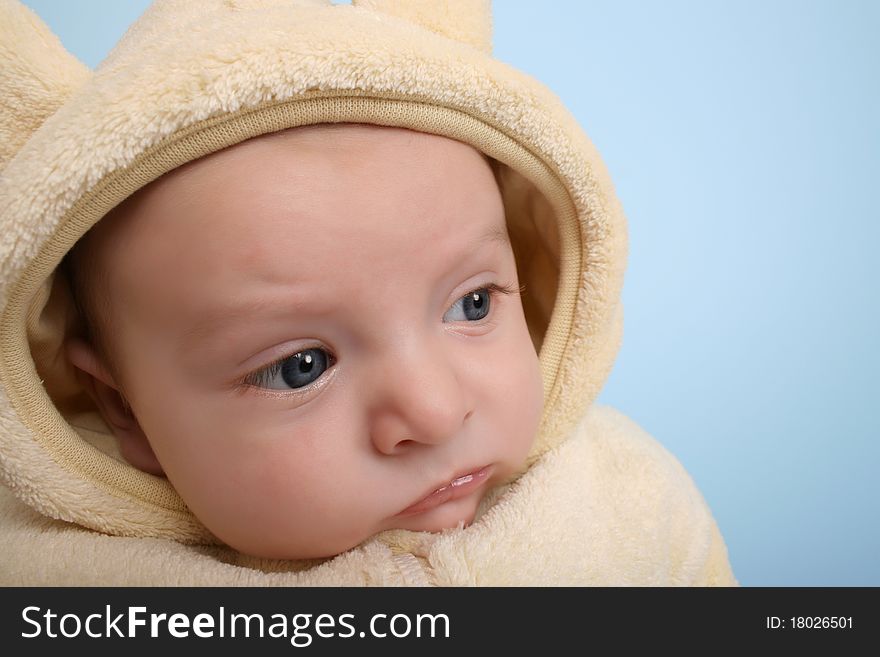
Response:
[493,346,543,456]
[519,359,544,448]
[232,425,359,513]
[233,428,320,490]
[191,435,328,542]
[212,430,378,558]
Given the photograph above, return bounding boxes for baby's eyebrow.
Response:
[179,224,510,349]
[180,295,302,352]
[478,225,511,250]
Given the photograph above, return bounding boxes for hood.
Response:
[0,0,627,543]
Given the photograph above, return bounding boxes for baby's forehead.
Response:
[90,123,500,242]
[88,124,508,294]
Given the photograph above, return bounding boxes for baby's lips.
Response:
[396,465,494,517]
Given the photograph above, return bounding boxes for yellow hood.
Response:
[0,0,626,545]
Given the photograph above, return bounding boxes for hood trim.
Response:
[0,92,589,541]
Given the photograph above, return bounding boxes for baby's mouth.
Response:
[396,465,494,517]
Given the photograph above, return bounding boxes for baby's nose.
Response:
[367,346,472,455]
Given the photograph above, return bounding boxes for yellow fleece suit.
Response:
[0,0,737,585]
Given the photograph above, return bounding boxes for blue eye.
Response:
[443,287,491,322]
[245,348,332,391]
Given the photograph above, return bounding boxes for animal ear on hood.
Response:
[352,0,493,54]
[0,0,92,170]
[0,0,491,172]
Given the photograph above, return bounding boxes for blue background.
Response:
[19,0,879,586]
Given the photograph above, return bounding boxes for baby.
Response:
[0,0,737,585]
[63,123,544,559]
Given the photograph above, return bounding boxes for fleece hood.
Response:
[0,0,627,545]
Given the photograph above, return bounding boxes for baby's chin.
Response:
[387,489,484,534]
[216,488,489,561]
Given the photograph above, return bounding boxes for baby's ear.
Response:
[0,0,92,170]
[352,0,492,54]
[65,338,165,476]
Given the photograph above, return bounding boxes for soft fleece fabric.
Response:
[0,0,737,585]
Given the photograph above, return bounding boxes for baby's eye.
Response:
[443,287,492,323]
[243,348,333,391]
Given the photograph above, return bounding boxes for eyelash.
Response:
[234,282,523,394]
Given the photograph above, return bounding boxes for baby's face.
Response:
[89,125,543,559]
